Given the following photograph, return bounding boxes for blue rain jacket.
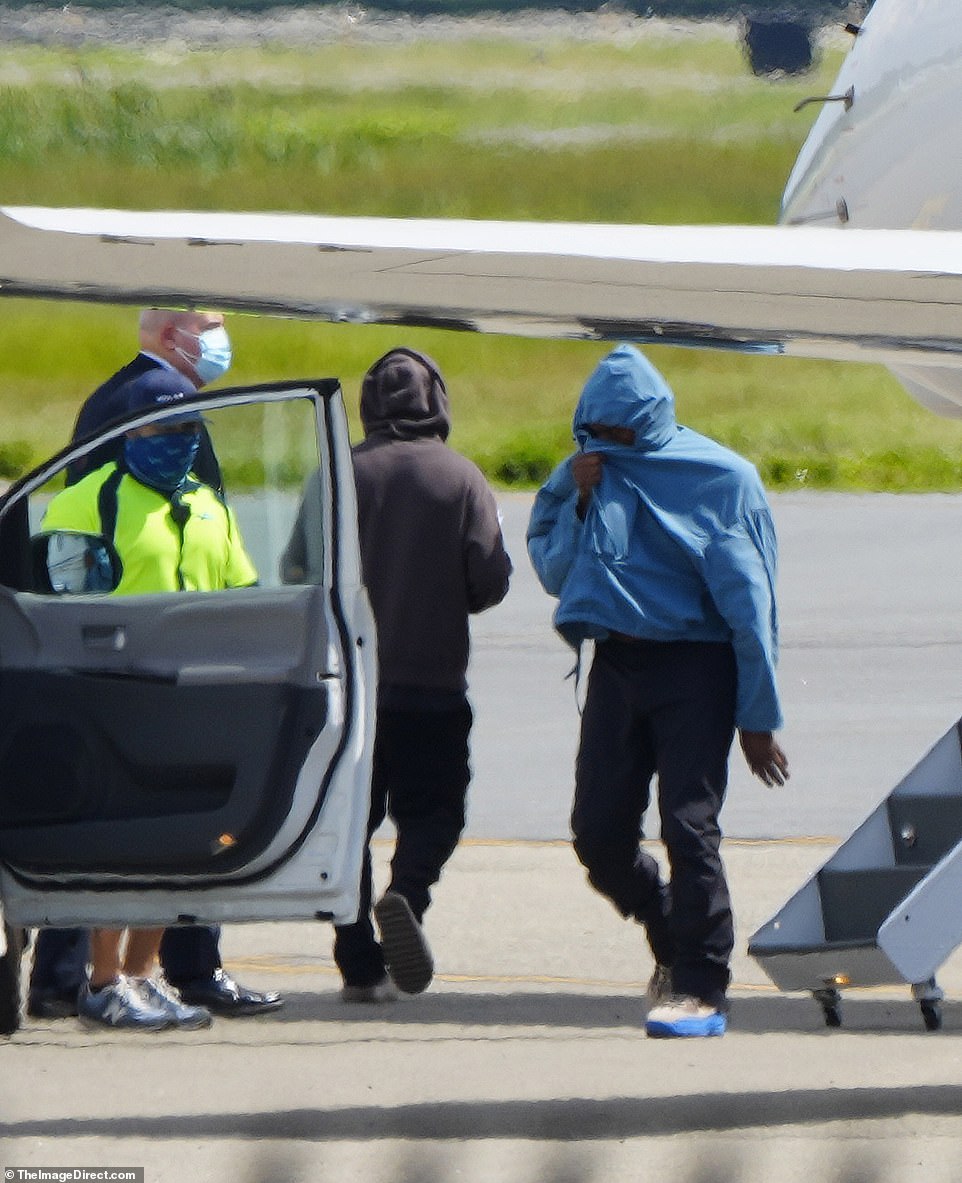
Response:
[527,345,783,732]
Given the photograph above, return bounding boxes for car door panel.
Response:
[0,380,374,928]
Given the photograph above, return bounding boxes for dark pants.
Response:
[160,926,223,986]
[29,927,89,999]
[571,638,737,1008]
[334,700,472,988]
[28,925,222,1000]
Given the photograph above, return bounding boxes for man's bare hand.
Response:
[739,730,789,787]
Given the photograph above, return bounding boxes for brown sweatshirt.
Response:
[352,349,512,695]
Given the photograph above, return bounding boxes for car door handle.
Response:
[82,624,127,651]
[66,666,178,685]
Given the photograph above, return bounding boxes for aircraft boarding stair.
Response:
[749,720,962,1030]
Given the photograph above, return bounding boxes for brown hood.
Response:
[359,348,451,441]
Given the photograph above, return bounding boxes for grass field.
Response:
[1,20,961,490]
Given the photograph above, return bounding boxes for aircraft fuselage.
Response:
[782,0,962,414]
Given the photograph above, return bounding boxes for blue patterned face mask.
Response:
[124,430,201,492]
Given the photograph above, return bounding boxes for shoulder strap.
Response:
[96,470,232,545]
[96,466,126,543]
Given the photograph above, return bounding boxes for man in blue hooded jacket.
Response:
[527,344,789,1039]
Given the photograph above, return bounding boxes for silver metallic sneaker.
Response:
[134,976,212,1029]
[78,976,171,1031]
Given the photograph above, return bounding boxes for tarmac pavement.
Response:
[4,492,962,1181]
[4,838,962,1183]
[468,491,962,841]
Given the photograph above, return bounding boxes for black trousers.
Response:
[28,925,222,999]
[571,638,737,1008]
[334,700,472,988]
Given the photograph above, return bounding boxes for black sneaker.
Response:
[340,975,400,1004]
[373,891,433,995]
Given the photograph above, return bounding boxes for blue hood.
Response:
[572,344,676,454]
[527,344,783,731]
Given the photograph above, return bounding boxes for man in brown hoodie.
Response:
[285,348,511,1000]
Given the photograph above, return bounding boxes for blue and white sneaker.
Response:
[645,995,727,1039]
[77,976,171,1031]
[134,976,212,1029]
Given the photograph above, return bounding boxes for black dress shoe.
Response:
[173,969,283,1017]
[27,991,79,1020]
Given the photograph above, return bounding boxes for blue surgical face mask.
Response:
[124,430,201,492]
[176,325,232,384]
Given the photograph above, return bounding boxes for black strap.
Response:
[97,471,227,538]
[96,469,232,593]
[96,466,126,544]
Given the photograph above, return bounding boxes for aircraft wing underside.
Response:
[4,206,962,373]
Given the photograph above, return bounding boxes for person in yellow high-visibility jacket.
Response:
[43,444,256,595]
[29,321,283,1025]
[41,391,256,1031]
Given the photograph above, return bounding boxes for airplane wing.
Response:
[3,204,962,376]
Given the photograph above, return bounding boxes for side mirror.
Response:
[31,532,123,595]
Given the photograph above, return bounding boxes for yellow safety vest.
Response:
[42,463,257,594]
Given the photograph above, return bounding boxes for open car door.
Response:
[0,379,375,932]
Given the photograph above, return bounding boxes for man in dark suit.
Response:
[27,308,283,1021]
[66,308,228,489]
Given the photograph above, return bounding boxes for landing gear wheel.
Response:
[813,987,842,1028]
[0,924,24,1036]
[920,1000,942,1031]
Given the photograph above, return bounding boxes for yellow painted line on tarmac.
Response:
[450,834,838,990]
[430,973,780,993]
[224,957,802,995]
[371,835,841,849]
[221,960,919,1000]
[224,959,338,978]
[427,977,905,997]
[369,836,571,849]
[231,837,841,991]
[725,836,840,846]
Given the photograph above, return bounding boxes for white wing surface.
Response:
[3,206,962,376]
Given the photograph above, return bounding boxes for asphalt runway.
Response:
[468,490,962,841]
[6,837,962,1183]
[6,492,962,1183]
